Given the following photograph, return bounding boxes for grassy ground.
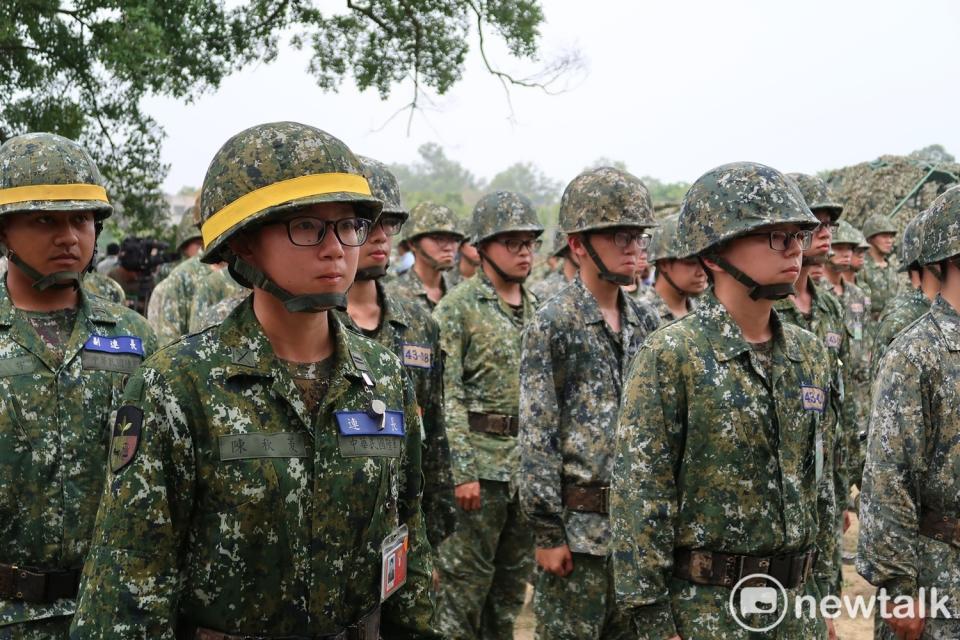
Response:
[515,514,875,639]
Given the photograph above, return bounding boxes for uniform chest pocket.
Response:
[207,432,304,510]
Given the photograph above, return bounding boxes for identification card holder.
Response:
[381,524,409,601]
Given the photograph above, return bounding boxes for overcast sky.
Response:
[146,0,960,194]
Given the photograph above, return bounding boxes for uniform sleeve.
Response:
[814,361,840,599]
[383,370,443,639]
[146,278,181,347]
[856,353,925,601]
[518,311,566,549]
[70,368,196,639]
[433,299,477,486]
[610,344,680,639]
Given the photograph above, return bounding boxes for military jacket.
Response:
[527,269,566,304]
[187,267,245,333]
[641,286,695,324]
[70,299,438,639]
[870,287,931,379]
[519,276,659,555]
[82,271,126,305]
[610,292,837,638]
[860,255,900,320]
[146,255,211,346]
[433,270,536,486]
[858,296,960,616]
[0,280,156,628]
[337,281,456,548]
[384,267,455,314]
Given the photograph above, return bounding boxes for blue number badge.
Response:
[335,410,405,458]
[81,335,145,373]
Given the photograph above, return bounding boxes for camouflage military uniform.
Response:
[336,280,457,549]
[71,301,438,639]
[858,296,960,638]
[870,287,931,378]
[384,267,457,314]
[640,287,693,324]
[832,279,872,487]
[859,213,902,322]
[187,266,245,333]
[81,271,125,305]
[434,268,537,639]
[520,276,658,639]
[528,268,568,303]
[145,254,211,345]
[611,292,837,639]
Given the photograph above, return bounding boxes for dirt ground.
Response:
[515,514,875,639]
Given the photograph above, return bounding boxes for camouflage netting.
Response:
[823,150,960,234]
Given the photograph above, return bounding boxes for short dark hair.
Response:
[106,242,120,255]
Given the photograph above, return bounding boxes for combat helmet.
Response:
[471,191,543,283]
[558,167,656,285]
[357,156,407,281]
[895,214,923,273]
[0,132,113,290]
[174,202,203,253]
[786,172,843,222]
[199,121,381,312]
[828,220,865,272]
[678,161,818,300]
[550,227,570,259]
[647,213,682,263]
[919,186,960,280]
[862,213,897,241]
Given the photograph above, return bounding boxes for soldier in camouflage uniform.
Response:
[871,209,941,376]
[434,191,543,639]
[70,122,440,639]
[858,185,960,640]
[340,156,457,556]
[186,265,246,332]
[644,212,707,323]
[0,132,157,638]
[146,203,214,345]
[154,206,204,284]
[385,202,464,313]
[80,270,125,304]
[447,227,480,288]
[611,162,838,640]
[519,167,659,639]
[859,213,901,322]
[529,228,577,302]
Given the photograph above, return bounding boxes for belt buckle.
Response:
[723,554,744,588]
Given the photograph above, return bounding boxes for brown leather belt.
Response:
[673,548,816,590]
[919,508,960,547]
[562,485,609,514]
[468,412,519,437]
[192,605,380,640]
[0,563,81,603]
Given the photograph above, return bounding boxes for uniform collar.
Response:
[474,268,535,307]
[930,296,960,352]
[571,275,642,327]
[697,290,802,363]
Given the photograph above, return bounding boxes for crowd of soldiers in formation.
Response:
[0,121,957,640]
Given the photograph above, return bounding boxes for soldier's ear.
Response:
[568,233,587,259]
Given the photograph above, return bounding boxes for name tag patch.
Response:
[825,332,842,350]
[81,351,141,374]
[110,405,143,473]
[336,410,404,458]
[0,355,37,377]
[401,343,432,369]
[84,335,145,356]
[219,432,308,461]
[850,303,864,314]
[801,385,826,413]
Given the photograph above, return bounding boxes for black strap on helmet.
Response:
[705,253,795,300]
[412,239,454,272]
[658,267,687,296]
[581,234,634,286]
[232,258,346,313]
[477,249,527,284]
[354,265,388,281]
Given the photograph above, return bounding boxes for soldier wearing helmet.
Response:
[433,190,542,639]
[71,122,440,639]
[0,132,157,636]
[154,206,206,286]
[611,162,839,639]
[340,156,457,561]
[859,213,902,321]
[859,185,960,640]
[519,167,660,638]
[385,202,464,312]
[645,212,707,322]
[529,227,578,302]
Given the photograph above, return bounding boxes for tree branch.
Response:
[346,0,394,37]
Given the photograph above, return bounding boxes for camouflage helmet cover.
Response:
[0,132,113,219]
[358,155,407,221]
[558,167,656,234]
[677,162,819,258]
[862,213,898,240]
[402,202,463,243]
[175,205,203,251]
[919,186,960,265]
[786,172,843,221]
[832,219,863,246]
[471,191,544,244]
[550,227,569,258]
[896,214,923,271]
[199,121,381,264]
[647,212,683,262]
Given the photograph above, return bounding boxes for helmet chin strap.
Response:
[706,254,795,301]
[355,265,388,281]
[581,235,634,286]
[3,248,83,291]
[802,254,828,266]
[413,241,454,272]
[478,249,527,284]
[827,260,852,272]
[658,268,689,297]
[232,258,346,313]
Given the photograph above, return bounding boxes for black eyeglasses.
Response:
[815,221,840,234]
[269,216,371,247]
[377,216,405,237]
[743,230,814,251]
[597,230,651,249]
[421,233,461,247]
[495,237,543,254]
